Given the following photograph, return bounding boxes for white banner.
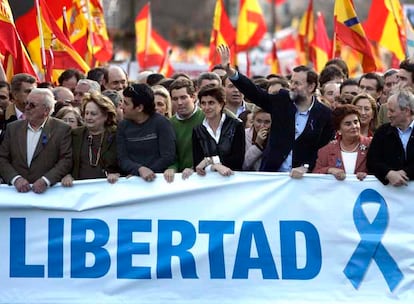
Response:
[0,173,413,303]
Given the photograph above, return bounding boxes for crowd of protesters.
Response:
[1,45,414,194]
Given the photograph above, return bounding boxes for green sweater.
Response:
[169,108,204,172]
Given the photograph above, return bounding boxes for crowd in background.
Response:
[1,45,413,193]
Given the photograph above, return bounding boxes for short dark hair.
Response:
[358,72,384,92]
[146,73,165,86]
[169,78,196,97]
[197,84,226,105]
[292,65,319,93]
[319,65,345,87]
[58,69,85,86]
[10,73,37,93]
[87,67,108,89]
[0,80,10,92]
[331,104,360,131]
[399,58,414,83]
[123,83,155,115]
[340,78,359,94]
[324,58,349,79]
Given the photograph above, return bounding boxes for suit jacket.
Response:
[367,122,414,184]
[71,125,119,179]
[313,136,372,174]
[0,117,72,185]
[231,73,334,171]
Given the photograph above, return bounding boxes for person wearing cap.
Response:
[118,83,176,182]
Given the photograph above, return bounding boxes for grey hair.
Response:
[77,79,101,93]
[392,88,414,114]
[29,88,56,115]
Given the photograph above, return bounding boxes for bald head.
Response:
[104,65,128,91]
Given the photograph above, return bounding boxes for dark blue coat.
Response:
[231,73,333,171]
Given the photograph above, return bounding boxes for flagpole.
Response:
[85,0,95,66]
[35,0,46,81]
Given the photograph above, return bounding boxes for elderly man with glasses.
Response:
[0,88,72,193]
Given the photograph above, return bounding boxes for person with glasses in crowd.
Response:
[61,92,120,186]
[118,83,176,182]
[0,88,72,193]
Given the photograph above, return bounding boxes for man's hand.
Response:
[14,177,31,193]
[139,166,156,182]
[32,178,47,194]
[163,168,176,183]
[216,45,236,77]
[386,170,409,186]
[61,174,74,187]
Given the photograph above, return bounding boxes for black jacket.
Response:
[192,115,245,170]
[367,122,414,184]
[231,72,333,171]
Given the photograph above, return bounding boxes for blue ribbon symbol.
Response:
[343,189,403,292]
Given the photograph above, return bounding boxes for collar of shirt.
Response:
[202,113,226,144]
[175,105,199,121]
[294,96,315,115]
[27,118,48,132]
[15,106,24,120]
[397,119,414,135]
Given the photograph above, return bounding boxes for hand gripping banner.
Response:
[343,188,404,291]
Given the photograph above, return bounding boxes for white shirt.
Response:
[202,113,226,144]
[27,121,47,167]
[15,106,24,120]
[341,151,358,174]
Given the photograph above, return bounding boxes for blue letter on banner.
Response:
[233,221,278,279]
[156,220,198,278]
[199,220,235,278]
[280,221,321,280]
[71,219,110,278]
[117,219,152,279]
[10,218,44,277]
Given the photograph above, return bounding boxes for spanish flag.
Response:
[208,0,236,69]
[10,0,89,82]
[364,0,406,61]
[333,0,377,72]
[310,12,331,72]
[135,2,171,70]
[236,0,267,52]
[298,0,314,64]
[0,0,37,81]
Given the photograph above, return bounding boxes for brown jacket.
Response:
[0,117,72,185]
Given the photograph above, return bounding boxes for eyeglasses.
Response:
[25,101,43,109]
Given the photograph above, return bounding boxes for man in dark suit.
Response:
[217,45,333,173]
[367,89,414,186]
[0,88,72,193]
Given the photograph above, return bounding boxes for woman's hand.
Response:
[356,172,367,181]
[182,168,194,180]
[255,128,269,148]
[106,173,120,184]
[212,164,233,177]
[61,174,74,187]
[195,158,211,176]
[327,168,346,180]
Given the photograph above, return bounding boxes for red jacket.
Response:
[313,136,372,174]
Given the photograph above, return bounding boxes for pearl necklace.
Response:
[340,141,359,153]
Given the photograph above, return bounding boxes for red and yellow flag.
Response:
[298,0,314,65]
[236,0,267,52]
[310,12,331,72]
[208,0,236,69]
[333,0,377,72]
[52,0,113,66]
[10,0,89,82]
[364,0,406,61]
[135,2,171,71]
[0,0,37,81]
[269,39,281,74]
